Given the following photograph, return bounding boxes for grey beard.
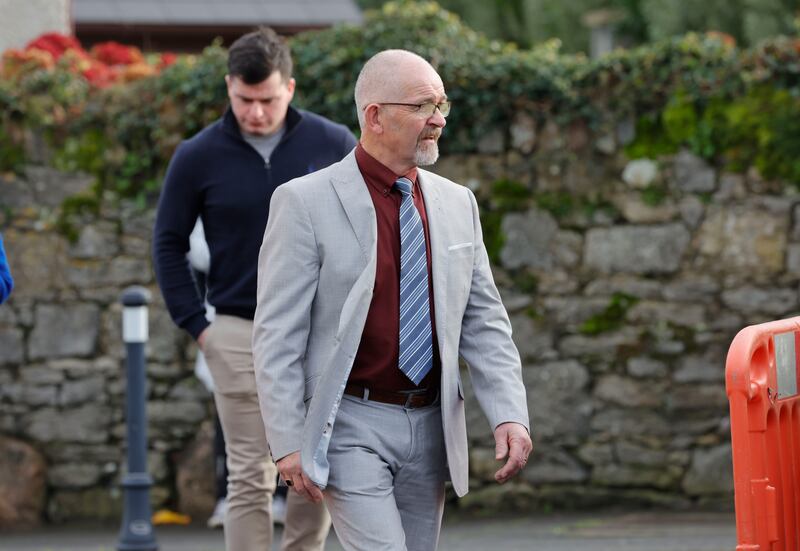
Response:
[414,142,439,166]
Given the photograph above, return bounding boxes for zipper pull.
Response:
[264,160,271,170]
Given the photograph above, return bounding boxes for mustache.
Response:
[419,128,442,140]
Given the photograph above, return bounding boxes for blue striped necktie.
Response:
[394,177,433,385]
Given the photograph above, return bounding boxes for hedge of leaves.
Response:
[2,0,800,221]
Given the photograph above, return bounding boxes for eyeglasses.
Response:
[371,101,451,118]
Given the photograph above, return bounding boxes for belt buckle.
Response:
[401,388,428,409]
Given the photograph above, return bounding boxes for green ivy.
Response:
[580,198,619,221]
[624,114,678,159]
[697,191,714,205]
[0,83,25,173]
[534,191,574,219]
[55,193,101,242]
[579,293,639,335]
[639,185,668,207]
[0,131,25,174]
[490,179,532,211]
[626,85,800,184]
[510,270,538,294]
[480,210,505,264]
[3,1,800,217]
[53,129,106,175]
[480,178,532,263]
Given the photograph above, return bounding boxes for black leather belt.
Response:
[344,384,438,408]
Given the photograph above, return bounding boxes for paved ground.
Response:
[0,510,736,551]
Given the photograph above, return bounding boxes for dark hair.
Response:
[227,27,293,84]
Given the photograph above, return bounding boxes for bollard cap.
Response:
[121,286,152,307]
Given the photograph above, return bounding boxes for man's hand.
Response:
[197,328,209,351]
[276,451,324,503]
[493,422,532,484]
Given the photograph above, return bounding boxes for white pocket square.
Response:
[448,242,472,251]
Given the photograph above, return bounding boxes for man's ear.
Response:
[363,104,383,135]
[285,77,296,99]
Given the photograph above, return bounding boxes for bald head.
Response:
[354,50,440,130]
[354,49,447,174]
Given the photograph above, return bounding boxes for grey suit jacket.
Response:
[252,150,529,497]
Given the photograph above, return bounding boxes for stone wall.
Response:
[2,124,795,521]
[431,122,799,511]
[0,170,212,524]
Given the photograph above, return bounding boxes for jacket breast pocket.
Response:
[447,243,474,266]
[448,244,474,300]
[448,241,473,255]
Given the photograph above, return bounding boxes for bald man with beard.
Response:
[252,50,532,551]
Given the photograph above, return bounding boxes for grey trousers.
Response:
[204,315,331,551]
[323,394,448,551]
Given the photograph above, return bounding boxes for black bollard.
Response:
[117,286,158,551]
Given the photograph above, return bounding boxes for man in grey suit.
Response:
[253,49,532,551]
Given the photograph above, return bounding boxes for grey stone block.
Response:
[696,204,787,274]
[24,404,111,443]
[621,159,659,189]
[524,447,588,484]
[627,357,668,378]
[28,304,100,360]
[594,375,663,408]
[60,375,106,406]
[682,444,733,495]
[0,328,24,365]
[47,463,103,488]
[500,208,559,270]
[721,286,797,316]
[671,149,716,192]
[69,223,119,259]
[584,224,690,274]
[673,353,725,383]
[148,401,206,425]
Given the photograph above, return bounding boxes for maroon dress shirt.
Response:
[348,144,441,392]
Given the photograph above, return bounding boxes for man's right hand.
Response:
[197,328,209,350]
[276,451,324,503]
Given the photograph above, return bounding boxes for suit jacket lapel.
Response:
[330,152,376,267]
[418,171,448,359]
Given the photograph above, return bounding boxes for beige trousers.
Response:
[204,315,331,551]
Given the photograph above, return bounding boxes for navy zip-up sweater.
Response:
[153,106,357,339]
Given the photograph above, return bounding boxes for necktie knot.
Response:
[394,177,413,197]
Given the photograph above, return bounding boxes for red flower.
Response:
[26,33,88,60]
[158,52,178,69]
[90,42,144,66]
[82,61,118,88]
[14,32,176,87]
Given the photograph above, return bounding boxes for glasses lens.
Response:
[417,103,436,117]
[419,102,451,118]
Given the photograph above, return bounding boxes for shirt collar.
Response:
[355,143,417,196]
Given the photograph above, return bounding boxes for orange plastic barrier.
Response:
[726,316,800,551]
